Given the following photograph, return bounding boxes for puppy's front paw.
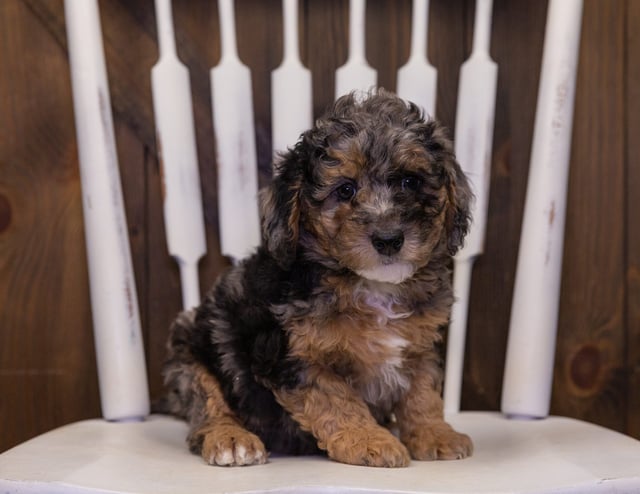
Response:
[201,424,267,466]
[403,422,473,461]
[327,427,411,467]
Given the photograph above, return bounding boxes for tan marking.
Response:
[275,369,410,467]
[394,360,473,461]
[191,365,267,466]
[279,268,464,464]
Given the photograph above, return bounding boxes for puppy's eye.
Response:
[401,175,422,191]
[336,182,357,201]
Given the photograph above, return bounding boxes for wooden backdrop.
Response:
[1,0,638,452]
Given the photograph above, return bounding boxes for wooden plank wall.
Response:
[0,0,638,452]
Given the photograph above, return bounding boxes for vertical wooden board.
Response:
[366,0,411,92]
[460,0,547,411]
[97,0,158,150]
[236,0,283,184]
[551,0,627,432]
[0,0,100,451]
[173,0,221,71]
[303,0,349,115]
[625,0,640,440]
[428,0,466,130]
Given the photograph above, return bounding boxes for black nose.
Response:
[371,231,404,256]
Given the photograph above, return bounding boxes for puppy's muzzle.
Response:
[371,231,404,256]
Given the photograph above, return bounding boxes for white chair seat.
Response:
[1,412,639,494]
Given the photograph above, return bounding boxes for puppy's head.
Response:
[260,89,472,283]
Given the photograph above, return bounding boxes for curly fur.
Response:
[162,89,474,467]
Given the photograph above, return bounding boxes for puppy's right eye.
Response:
[336,183,357,201]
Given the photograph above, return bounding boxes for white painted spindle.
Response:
[271,0,313,154]
[211,0,261,262]
[152,0,207,310]
[501,0,584,419]
[444,0,498,414]
[64,0,149,421]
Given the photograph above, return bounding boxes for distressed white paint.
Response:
[501,0,584,419]
[271,0,313,154]
[211,0,261,261]
[64,0,149,421]
[151,0,206,309]
[444,0,497,414]
[396,0,437,118]
[335,0,377,98]
[444,259,473,414]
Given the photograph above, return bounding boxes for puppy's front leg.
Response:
[395,359,473,461]
[275,369,410,467]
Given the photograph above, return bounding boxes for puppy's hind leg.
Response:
[187,366,267,466]
[163,312,267,466]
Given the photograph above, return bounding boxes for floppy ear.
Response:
[259,150,303,269]
[422,121,473,255]
[443,154,473,255]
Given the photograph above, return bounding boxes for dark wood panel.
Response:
[237,0,283,182]
[0,0,100,449]
[462,0,548,410]
[428,0,467,129]
[552,0,627,432]
[366,0,412,93]
[303,0,348,117]
[625,0,640,439]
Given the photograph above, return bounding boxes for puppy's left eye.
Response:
[401,175,422,191]
[336,182,357,201]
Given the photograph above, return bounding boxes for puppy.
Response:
[162,89,473,467]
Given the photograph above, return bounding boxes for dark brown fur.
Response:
[162,89,473,467]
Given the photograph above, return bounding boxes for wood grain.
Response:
[625,0,640,439]
[303,0,348,116]
[0,0,100,449]
[1,0,639,453]
[552,0,627,432]
[462,0,547,410]
[366,0,411,93]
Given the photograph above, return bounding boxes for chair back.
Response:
[63,0,583,423]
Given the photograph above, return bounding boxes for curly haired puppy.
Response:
[162,89,473,467]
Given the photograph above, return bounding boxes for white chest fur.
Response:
[352,286,414,408]
[357,334,412,409]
